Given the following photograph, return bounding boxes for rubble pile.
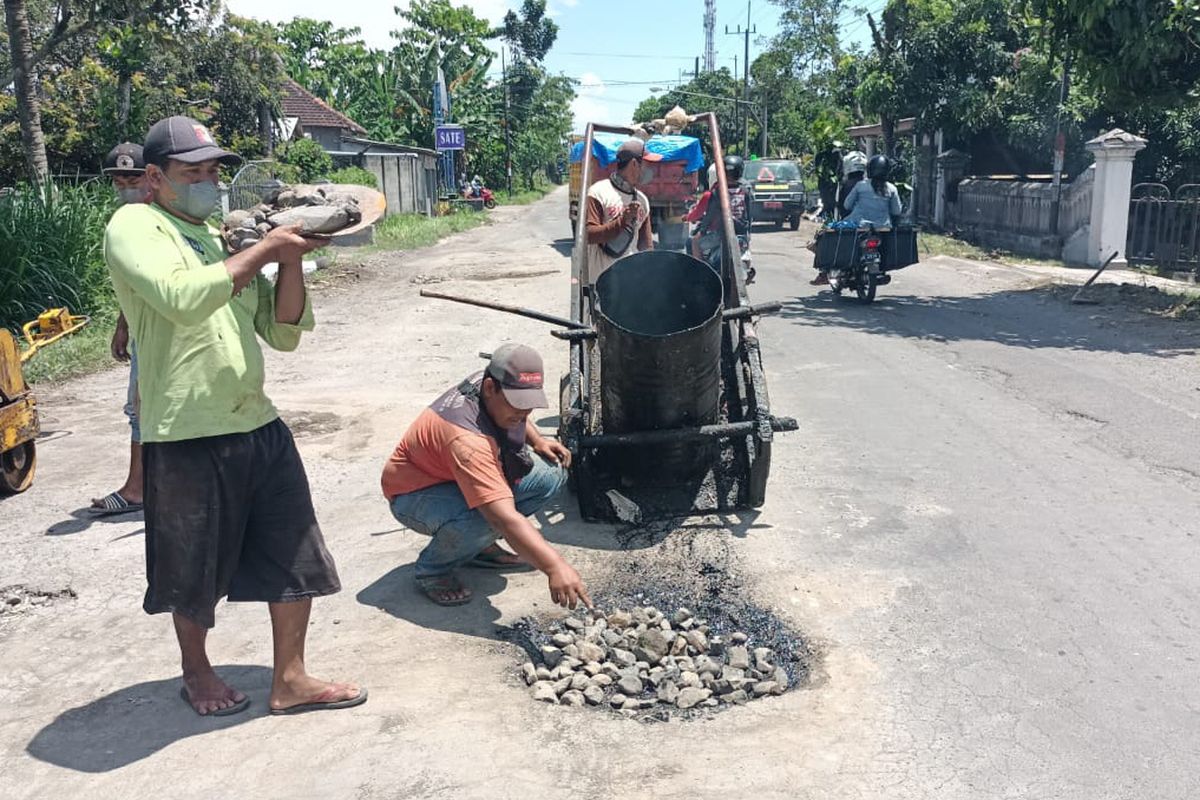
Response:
[222,185,364,251]
[519,605,789,715]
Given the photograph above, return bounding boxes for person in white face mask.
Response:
[104,116,366,718]
[90,143,151,517]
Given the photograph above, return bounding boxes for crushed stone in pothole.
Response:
[511,603,800,720]
[0,585,77,616]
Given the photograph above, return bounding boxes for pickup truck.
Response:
[747,158,809,230]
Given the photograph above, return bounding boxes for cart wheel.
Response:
[0,441,36,494]
[789,216,801,231]
[856,273,878,303]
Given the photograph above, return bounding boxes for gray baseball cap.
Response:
[143,116,242,166]
[103,142,145,175]
[486,344,548,409]
[616,138,663,164]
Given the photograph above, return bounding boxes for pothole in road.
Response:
[282,410,344,437]
[1,585,77,618]
[504,521,817,721]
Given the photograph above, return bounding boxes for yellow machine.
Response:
[0,308,89,493]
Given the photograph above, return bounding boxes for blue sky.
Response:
[226,0,877,134]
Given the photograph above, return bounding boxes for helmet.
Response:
[867,155,890,180]
[840,150,867,176]
[723,154,745,181]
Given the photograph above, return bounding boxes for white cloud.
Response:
[577,72,606,96]
[571,96,612,133]
[560,0,579,6]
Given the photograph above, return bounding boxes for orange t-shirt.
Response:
[381,408,513,508]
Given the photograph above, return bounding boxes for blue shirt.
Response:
[844,180,902,226]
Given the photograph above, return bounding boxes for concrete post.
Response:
[1084,129,1147,267]
[934,149,970,229]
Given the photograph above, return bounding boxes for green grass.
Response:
[371,210,489,252]
[497,180,559,206]
[22,308,120,385]
[919,231,1067,269]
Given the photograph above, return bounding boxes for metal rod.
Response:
[580,416,797,448]
[550,301,784,341]
[1070,251,1120,304]
[419,289,589,329]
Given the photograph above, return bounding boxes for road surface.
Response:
[1,188,1197,798]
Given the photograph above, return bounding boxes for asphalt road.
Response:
[750,219,1200,797]
[1,190,1197,798]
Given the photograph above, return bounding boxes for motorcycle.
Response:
[462,183,497,209]
[827,226,891,303]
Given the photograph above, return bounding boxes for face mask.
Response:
[115,187,145,206]
[163,175,220,220]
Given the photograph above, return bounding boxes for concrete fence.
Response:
[936,129,1147,267]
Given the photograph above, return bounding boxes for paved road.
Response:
[751,220,1200,797]
[1,190,1197,798]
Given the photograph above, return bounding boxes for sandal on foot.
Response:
[179,686,250,717]
[89,492,143,517]
[467,544,534,571]
[415,574,473,606]
[269,686,368,716]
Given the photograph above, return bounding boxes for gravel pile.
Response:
[520,605,789,714]
[222,185,365,251]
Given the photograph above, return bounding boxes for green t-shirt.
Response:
[104,203,314,442]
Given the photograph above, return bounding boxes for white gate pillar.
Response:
[1085,129,1147,267]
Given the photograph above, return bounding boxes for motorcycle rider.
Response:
[810,151,889,286]
[686,154,754,280]
[843,154,902,227]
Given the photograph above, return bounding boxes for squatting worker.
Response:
[104,115,365,717]
[90,142,152,517]
[381,344,591,609]
[585,138,662,282]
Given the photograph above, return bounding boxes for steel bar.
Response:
[419,289,588,329]
[579,416,797,448]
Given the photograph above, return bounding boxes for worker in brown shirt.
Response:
[585,138,661,281]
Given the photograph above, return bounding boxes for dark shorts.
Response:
[142,418,340,628]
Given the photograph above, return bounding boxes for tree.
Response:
[1026,0,1200,108]
[4,0,49,180]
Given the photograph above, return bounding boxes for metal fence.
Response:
[1127,184,1200,276]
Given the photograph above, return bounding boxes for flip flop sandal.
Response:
[89,492,143,517]
[179,686,251,717]
[415,574,473,606]
[269,687,369,716]
[467,546,534,572]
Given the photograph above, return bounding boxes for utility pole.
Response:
[759,86,768,156]
[703,0,716,72]
[1049,44,1072,234]
[501,45,512,196]
[726,1,755,155]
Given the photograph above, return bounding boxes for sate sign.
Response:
[435,126,466,151]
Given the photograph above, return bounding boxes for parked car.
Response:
[748,158,808,230]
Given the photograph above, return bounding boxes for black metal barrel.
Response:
[594,251,724,483]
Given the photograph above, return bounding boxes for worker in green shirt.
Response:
[104,116,365,717]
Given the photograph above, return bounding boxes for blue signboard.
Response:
[435,126,466,151]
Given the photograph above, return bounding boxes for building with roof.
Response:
[278,77,368,153]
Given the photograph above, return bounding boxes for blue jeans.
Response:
[123,343,140,444]
[388,456,568,578]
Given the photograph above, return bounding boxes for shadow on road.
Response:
[356,563,511,641]
[26,665,271,772]
[779,284,1200,357]
[45,506,143,536]
[549,237,574,258]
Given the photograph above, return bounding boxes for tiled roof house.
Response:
[279,77,368,153]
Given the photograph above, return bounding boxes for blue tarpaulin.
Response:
[570,132,704,174]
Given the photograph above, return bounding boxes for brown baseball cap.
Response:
[616,138,663,164]
[143,115,242,166]
[486,344,548,409]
